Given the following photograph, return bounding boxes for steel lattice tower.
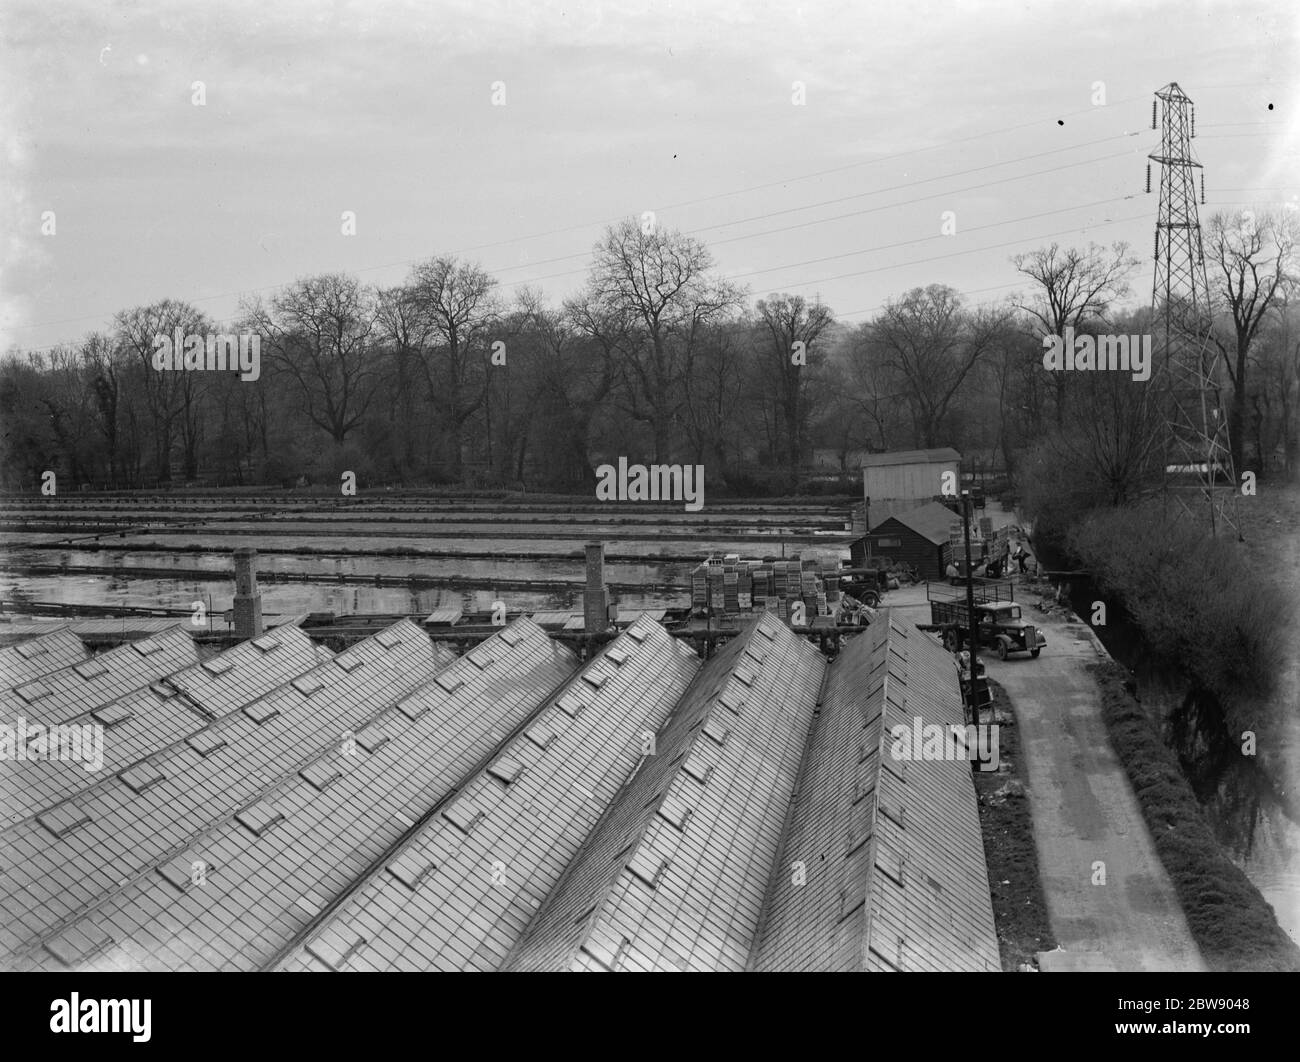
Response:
[1148,82,1239,538]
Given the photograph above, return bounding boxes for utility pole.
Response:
[961,490,980,725]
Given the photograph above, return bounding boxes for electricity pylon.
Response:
[1147,82,1240,539]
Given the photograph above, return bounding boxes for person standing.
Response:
[1014,543,1028,575]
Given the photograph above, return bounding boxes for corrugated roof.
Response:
[750,617,1000,972]
[0,627,87,688]
[0,620,454,964]
[0,626,198,730]
[0,618,185,639]
[504,612,826,972]
[18,619,580,972]
[277,617,699,972]
[860,448,962,467]
[0,626,331,828]
[873,500,958,546]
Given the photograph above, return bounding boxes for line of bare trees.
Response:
[2,210,1296,498]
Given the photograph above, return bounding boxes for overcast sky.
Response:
[1,0,1296,353]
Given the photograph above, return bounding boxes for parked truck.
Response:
[922,580,1046,660]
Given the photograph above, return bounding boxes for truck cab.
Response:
[926,579,1046,660]
[971,602,1044,659]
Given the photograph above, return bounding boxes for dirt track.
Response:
[885,586,1205,971]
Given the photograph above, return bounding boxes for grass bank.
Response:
[974,679,1056,971]
[1092,658,1300,972]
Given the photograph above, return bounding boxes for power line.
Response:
[7,79,1290,347]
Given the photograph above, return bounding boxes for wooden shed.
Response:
[851,501,956,580]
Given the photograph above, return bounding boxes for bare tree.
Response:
[755,293,835,473]
[113,299,211,482]
[405,257,499,482]
[1205,209,1297,474]
[864,285,1008,448]
[582,218,742,461]
[1012,242,1140,425]
[245,274,379,450]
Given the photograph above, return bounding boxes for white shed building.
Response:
[861,448,961,525]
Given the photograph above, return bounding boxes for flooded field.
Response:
[0,495,857,619]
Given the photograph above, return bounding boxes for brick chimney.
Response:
[232,548,264,639]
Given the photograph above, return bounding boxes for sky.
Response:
[1,0,1297,353]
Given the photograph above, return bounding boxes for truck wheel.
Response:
[1030,648,1041,659]
[863,591,880,608]
[996,639,1010,661]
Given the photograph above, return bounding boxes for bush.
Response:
[1066,502,1290,727]
[1093,660,1300,971]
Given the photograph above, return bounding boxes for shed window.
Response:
[877,538,901,549]
[119,763,166,794]
[15,681,51,703]
[682,753,712,786]
[702,717,730,746]
[397,696,426,721]
[91,703,134,728]
[235,801,285,837]
[43,923,113,968]
[300,761,342,792]
[36,803,91,839]
[355,724,390,753]
[305,925,366,971]
[387,849,436,891]
[442,800,483,835]
[627,847,667,890]
[525,723,555,750]
[243,701,280,725]
[488,757,522,785]
[292,673,325,696]
[187,730,228,757]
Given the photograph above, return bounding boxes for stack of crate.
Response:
[688,552,845,622]
[691,565,709,609]
[723,567,739,612]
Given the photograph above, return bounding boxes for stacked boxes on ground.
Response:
[690,553,843,624]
